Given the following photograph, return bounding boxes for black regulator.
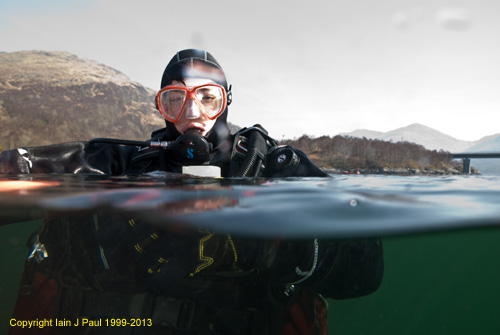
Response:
[90,132,213,166]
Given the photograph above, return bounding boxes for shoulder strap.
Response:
[229,124,277,177]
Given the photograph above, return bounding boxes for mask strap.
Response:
[227,85,232,106]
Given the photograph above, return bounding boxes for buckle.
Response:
[27,235,48,263]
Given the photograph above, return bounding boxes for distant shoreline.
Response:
[324,166,478,176]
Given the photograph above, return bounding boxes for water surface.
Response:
[1,173,500,334]
[1,173,499,237]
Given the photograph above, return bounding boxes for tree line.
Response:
[280,135,462,172]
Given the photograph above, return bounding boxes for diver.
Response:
[0,49,384,335]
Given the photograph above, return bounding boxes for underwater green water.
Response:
[328,227,500,334]
[2,222,500,334]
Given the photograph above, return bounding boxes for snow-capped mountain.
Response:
[340,123,478,152]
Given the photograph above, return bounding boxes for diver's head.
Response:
[156,49,232,138]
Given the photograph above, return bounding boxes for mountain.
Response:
[0,50,165,151]
[341,123,477,152]
[342,124,500,175]
[340,129,384,139]
[377,124,477,152]
[466,134,500,152]
[460,134,500,175]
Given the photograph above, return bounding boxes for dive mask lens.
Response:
[195,85,225,118]
[157,84,226,123]
[158,88,187,122]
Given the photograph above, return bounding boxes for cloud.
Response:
[436,6,471,31]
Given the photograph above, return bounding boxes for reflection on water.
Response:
[1,174,500,334]
[2,173,500,237]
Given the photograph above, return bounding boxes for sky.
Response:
[1,0,499,141]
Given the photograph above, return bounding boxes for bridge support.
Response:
[462,158,471,174]
[453,152,500,174]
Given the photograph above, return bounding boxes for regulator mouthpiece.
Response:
[184,128,203,135]
[171,133,212,165]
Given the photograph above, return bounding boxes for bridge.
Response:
[451,152,500,174]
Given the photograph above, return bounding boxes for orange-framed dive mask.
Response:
[156,83,227,123]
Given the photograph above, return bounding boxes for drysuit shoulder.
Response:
[0,141,136,175]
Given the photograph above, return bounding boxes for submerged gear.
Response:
[11,213,383,335]
[157,83,227,123]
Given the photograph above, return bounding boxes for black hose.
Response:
[90,138,151,147]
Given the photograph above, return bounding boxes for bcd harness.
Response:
[118,124,304,178]
[229,124,277,177]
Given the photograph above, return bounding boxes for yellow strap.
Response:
[191,229,215,276]
[226,234,239,271]
[148,257,168,274]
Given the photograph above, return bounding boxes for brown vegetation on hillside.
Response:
[281,135,464,174]
[0,51,165,150]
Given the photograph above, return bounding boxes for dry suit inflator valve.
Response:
[265,145,300,175]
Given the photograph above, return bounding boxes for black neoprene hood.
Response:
[158,49,231,145]
[160,49,228,90]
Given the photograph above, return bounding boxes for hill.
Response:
[281,134,465,175]
[0,51,165,150]
[466,134,500,152]
[341,123,477,152]
[341,129,384,139]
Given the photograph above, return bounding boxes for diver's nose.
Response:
[185,99,201,119]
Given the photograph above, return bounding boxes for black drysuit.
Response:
[0,125,383,335]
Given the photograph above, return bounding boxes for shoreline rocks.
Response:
[324,166,480,175]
